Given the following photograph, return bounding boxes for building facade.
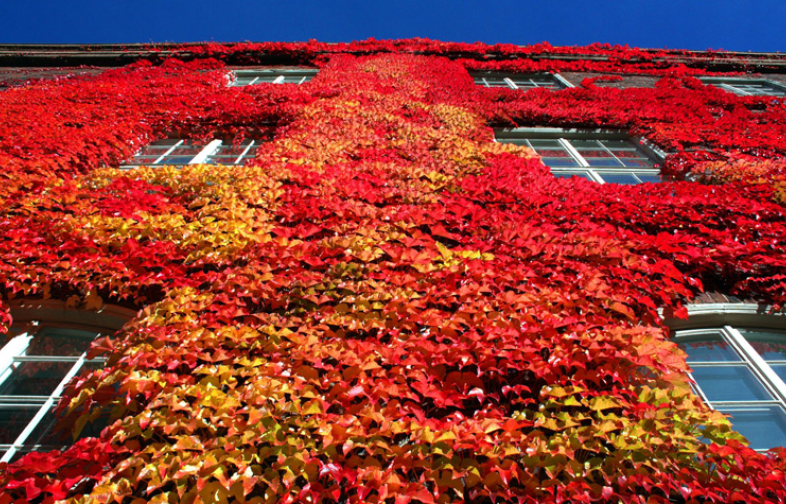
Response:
[1,40,786,503]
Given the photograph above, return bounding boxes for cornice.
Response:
[0,42,784,71]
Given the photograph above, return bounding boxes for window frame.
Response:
[470,71,573,90]
[668,303,786,451]
[494,128,664,184]
[121,138,265,169]
[229,69,317,87]
[0,300,134,463]
[699,77,786,97]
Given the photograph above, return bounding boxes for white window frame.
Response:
[0,300,134,463]
[229,69,317,87]
[494,128,664,184]
[121,138,264,169]
[699,77,786,97]
[668,303,786,451]
[471,71,573,90]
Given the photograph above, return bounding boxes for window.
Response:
[230,69,317,86]
[471,72,572,90]
[495,129,661,184]
[122,138,264,168]
[678,328,786,450]
[700,78,786,97]
[670,303,786,451]
[0,301,133,463]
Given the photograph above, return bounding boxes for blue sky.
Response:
[1,1,782,53]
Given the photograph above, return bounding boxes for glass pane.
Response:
[25,408,65,446]
[735,84,785,97]
[585,157,624,167]
[680,339,741,362]
[552,171,592,180]
[739,330,786,361]
[27,406,108,447]
[527,140,564,149]
[691,366,773,402]
[161,156,195,165]
[500,138,529,146]
[0,406,43,443]
[27,329,98,356]
[542,157,581,167]
[636,174,661,183]
[145,139,181,148]
[481,77,509,87]
[597,173,641,185]
[619,158,654,168]
[130,155,162,165]
[509,75,558,89]
[80,360,104,373]
[158,141,203,165]
[134,141,177,158]
[282,75,307,84]
[571,140,607,152]
[234,77,256,86]
[600,139,637,150]
[719,406,786,450]
[204,141,256,165]
[508,79,535,89]
[770,364,786,383]
[0,361,75,396]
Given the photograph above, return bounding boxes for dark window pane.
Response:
[26,406,108,447]
[0,406,42,443]
[0,361,75,396]
[27,329,97,356]
[80,360,104,373]
[25,408,64,445]
[692,366,773,402]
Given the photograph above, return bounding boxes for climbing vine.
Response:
[1,41,786,503]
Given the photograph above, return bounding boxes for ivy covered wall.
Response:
[1,40,786,503]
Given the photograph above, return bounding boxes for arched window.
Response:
[669,303,786,451]
[0,300,134,463]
